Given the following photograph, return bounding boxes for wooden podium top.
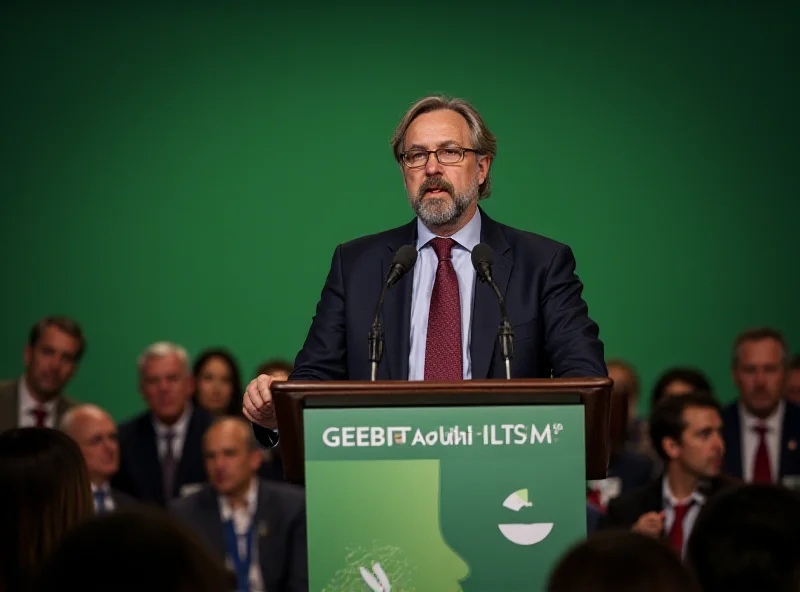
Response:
[271,377,613,483]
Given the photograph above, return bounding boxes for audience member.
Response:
[785,353,800,404]
[686,483,800,592]
[722,327,800,484]
[651,367,713,408]
[171,416,307,591]
[0,316,85,431]
[192,347,244,417]
[607,359,645,449]
[112,341,213,506]
[60,404,137,513]
[0,427,93,591]
[587,359,654,511]
[37,505,233,592]
[547,530,700,592]
[601,392,732,558]
[254,358,294,382]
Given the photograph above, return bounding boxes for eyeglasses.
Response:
[400,147,480,169]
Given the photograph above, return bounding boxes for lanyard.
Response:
[223,517,255,592]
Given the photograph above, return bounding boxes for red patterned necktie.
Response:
[424,238,463,381]
[752,425,773,483]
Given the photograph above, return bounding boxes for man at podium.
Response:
[244,95,606,445]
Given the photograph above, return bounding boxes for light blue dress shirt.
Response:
[408,209,482,380]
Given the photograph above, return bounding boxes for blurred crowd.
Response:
[1,315,799,591]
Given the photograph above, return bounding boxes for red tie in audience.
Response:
[424,238,463,381]
[752,425,773,483]
[668,500,694,556]
[30,407,48,427]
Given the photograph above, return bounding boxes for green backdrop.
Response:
[1,1,798,422]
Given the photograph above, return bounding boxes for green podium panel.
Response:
[304,404,586,592]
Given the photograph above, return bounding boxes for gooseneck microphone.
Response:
[471,243,514,379]
[369,245,418,381]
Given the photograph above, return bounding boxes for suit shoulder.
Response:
[171,485,215,515]
[260,480,305,505]
[117,412,151,438]
[0,379,18,395]
[492,222,578,271]
[336,221,415,261]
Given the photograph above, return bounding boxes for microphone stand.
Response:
[487,280,514,380]
[368,288,388,381]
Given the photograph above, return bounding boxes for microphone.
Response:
[471,243,514,379]
[369,245,418,380]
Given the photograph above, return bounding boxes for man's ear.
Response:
[662,436,681,461]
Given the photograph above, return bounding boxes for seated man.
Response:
[600,392,733,558]
[171,417,307,592]
[60,404,136,513]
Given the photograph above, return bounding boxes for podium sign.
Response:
[304,403,586,591]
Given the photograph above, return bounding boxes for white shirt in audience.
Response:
[17,378,58,428]
[662,476,706,558]
[152,403,193,461]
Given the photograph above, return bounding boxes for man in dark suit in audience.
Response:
[244,95,606,446]
[112,342,212,505]
[171,417,307,592]
[722,327,800,487]
[601,392,732,558]
[0,316,84,432]
[61,403,137,513]
[786,354,800,405]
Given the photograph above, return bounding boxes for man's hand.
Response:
[243,374,278,429]
[632,510,665,538]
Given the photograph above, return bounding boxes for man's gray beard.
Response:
[410,180,479,228]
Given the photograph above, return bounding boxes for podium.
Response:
[272,378,612,592]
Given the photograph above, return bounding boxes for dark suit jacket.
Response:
[254,209,606,446]
[722,400,800,481]
[599,474,733,531]
[0,378,77,433]
[171,480,308,592]
[109,487,138,510]
[111,406,213,506]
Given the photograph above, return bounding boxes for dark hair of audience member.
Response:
[651,367,713,407]
[789,353,800,371]
[191,347,243,417]
[0,428,93,592]
[686,483,800,592]
[37,506,233,592]
[648,391,721,462]
[547,530,701,592]
[254,357,294,379]
[28,315,87,361]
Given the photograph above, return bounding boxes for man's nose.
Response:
[424,152,443,175]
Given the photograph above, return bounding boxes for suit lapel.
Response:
[176,409,200,490]
[470,210,512,379]
[779,403,800,478]
[204,489,227,558]
[383,220,417,380]
[138,415,165,502]
[254,481,275,584]
[724,406,744,478]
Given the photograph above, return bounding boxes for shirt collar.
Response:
[91,481,111,494]
[416,207,482,253]
[662,474,707,508]
[740,399,785,432]
[18,377,59,413]
[219,477,259,521]
[152,402,193,438]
